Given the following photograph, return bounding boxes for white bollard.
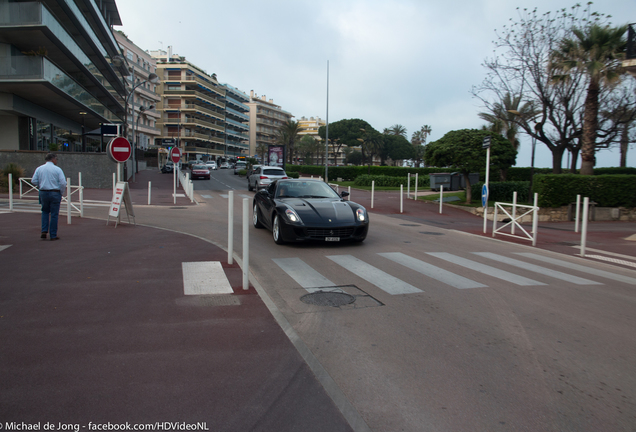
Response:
[112,173,116,196]
[511,191,517,235]
[400,184,403,213]
[532,193,539,244]
[407,173,411,199]
[242,198,249,290]
[414,173,418,200]
[8,173,13,211]
[228,191,234,265]
[66,178,71,225]
[575,194,581,233]
[439,185,443,214]
[371,180,375,209]
[79,172,83,217]
[348,186,351,201]
[148,181,152,205]
[580,196,589,257]
[173,166,177,204]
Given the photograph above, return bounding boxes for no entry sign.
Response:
[107,137,132,163]
[170,147,182,164]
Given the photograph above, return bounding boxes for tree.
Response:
[478,93,538,150]
[473,4,616,174]
[296,135,319,164]
[346,150,363,165]
[319,119,376,166]
[411,125,432,166]
[275,120,301,164]
[255,142,268,162]
[384,124,408,137]
[551,23,628,174]
[424,129,517,204]
[381,134,415,165]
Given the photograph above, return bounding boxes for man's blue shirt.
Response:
[32,161,67,192]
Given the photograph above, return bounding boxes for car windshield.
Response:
[263,169,285,176]
[276,181,340,199]
[193,165,207,170]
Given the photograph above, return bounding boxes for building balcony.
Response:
[178,103,225,121]
[163,89,224,109]
[182,75,225,96]
[225,106,249,121]
[0,54,120,128]
[225,117,249,131]
[176,116,224,132]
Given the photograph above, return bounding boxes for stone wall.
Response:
[469,204,636,222]
[0,150,143,189]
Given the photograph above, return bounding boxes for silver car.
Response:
[248,166,288,191]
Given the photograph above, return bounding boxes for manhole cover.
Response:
[300,291,356,307]
[400,224,421,227]
[420,231,444,235]
[170,206,188,209]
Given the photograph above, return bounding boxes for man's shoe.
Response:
[50,237,60,241]
[41,232,47,239]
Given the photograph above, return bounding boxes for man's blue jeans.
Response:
[40,191,62,238]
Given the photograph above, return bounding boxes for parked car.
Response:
[234,161,247,175]
[190,164,210,180]
[206,161,218,170]
[252,179,369,245]
[248,166,288,191]
[220,162,229,169]
[161,161,174,173]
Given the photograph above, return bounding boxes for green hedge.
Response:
[471,181,531,203]
[505,167,636,181]
[354,174,429,187]
[285,165,453,180]
[532,174,636,207]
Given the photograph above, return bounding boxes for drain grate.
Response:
[300,291,356,307]
[420,231,444,235]
[400,224,421,227]
[170,206,188,210]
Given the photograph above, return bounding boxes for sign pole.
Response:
[482,136,491,234]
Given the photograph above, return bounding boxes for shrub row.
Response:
[285,165,451,180]
[471,181,531,203]
[532,174,636,207]
[354,174,430,187]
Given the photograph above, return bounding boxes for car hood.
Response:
[284,198,356,224]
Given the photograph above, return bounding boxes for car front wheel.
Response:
[272,214,285,245]
[248,180,253,191]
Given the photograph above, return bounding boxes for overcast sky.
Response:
[115,0,636,169]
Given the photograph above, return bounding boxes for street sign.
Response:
[162,138,176,145]
[481,184,489,207]
[106,137,132,163]
[101,124,120,136]
[482,136,491,149]
[170,147,182,164]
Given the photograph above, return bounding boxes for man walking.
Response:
[32,153,67,241]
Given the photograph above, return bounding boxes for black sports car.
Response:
[252,179,369,244]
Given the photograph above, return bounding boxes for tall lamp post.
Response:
[126,69,159,182]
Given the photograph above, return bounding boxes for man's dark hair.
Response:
[45,153,57,161]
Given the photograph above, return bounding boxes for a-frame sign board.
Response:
[107,181,135,227]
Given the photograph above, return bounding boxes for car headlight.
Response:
[285,208,303,223]
[356,208,367,222]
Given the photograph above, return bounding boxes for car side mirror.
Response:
[341,191,350,198]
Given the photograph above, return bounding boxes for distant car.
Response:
[220,162,229,169]
[190,164,210,180]
[248,166,288,191]
[252,179,369,245]
[234,161,247,175]
[206,161,218,170]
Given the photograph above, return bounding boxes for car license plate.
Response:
[325,237,340,242]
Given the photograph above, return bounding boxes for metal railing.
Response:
[18,177,84,216]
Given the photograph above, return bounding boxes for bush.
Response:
[2,163,24,190]
[354,174,429,188]
[471,181,531,203]
[533,174,636,207]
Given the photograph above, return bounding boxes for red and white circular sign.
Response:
[107,137,132,163]
[170,147,182,164]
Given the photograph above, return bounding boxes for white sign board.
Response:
[108,182,135,225]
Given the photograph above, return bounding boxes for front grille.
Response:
[306,227,355,238]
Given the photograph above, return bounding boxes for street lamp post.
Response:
[126,66,159,182]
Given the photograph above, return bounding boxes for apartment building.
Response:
[221,83,250,158]
[297,116,325,140]
[114,31,160,151]
[246,91,293,158]
[151,48,226,161]
[0,0,126,151]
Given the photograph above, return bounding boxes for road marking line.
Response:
[585,255,636,269]
[201,195,213,199]
[474,252,602,285]
[182,261,233,295]
[327,255,422,295]
[427,252,545,286]
[379,252,485,289]
[273,257,335,291]
[0,245,12,252]
[516,252,636,284]
[569,245,636,262]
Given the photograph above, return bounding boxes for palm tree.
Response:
[275,120,301,164]
[386,124,407,137]
[478,93,536,150]
[411,125,432,166]
[551,24,627,175]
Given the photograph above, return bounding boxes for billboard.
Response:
[268,145,285,169]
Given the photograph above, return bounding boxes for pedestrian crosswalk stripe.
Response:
[327,255,422,295]
[379,252,486,289]
[474,252,602,285]
[427,252,545,286]
[515,253,636,284]
[182,261,233,295]
[273,257,335,291]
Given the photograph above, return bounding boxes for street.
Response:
[157,169,636,431]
